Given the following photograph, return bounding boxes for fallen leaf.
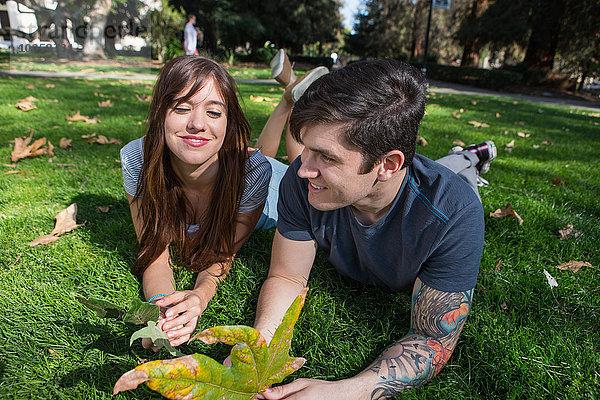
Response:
[500,301,508,310]
[250,95,278,102]
[453,139,466,147]
[46,99,59,103]
[3,170,24,175]
[505,140,515,152]
[495,260,502,272]
[532,144,540,149]
[97,205,112,213]
[45,84,56,88]
[26,84,35,89]
[417,136,428,146]
[59,138,72,149]
[4,164,16,168]
[515,121,526,125]
[87,135,122,145]
[11,135,53,162]
[468,121,490,128]
[588,112,600,118]
[558,224,580,240]
[135,94,151,102]
[459,108,465,112]
[496,113,501,118]
[15,100,37,111]
[114,289,308,399]
[451,112,461,119]
[489,203,523,225]
[551,175,569,186]
[28,203,80,246]
[471,100,477,105]
[542,140,553,146]
[555,260,593,273]
[543,269,558,288]
[66,111,99,124]
[98,99,113,108]
[81,133,97,139]
[23,96,39,102]
[517,132,530,138]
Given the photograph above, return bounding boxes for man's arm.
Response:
[253,229,318,343]
[365,277,473,398]
[260,277,473,400]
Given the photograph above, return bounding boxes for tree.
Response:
[522,0,565,70]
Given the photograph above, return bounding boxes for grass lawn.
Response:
[0,74,599,399]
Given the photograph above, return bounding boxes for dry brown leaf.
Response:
[468,121,490,128]
[451,112,461,119]
[250,95,278,102]
[66,111,99,124]
[496,113,501,118]
[542,140,553,146]
[26,84,35,89]
[471,100,477,105]
[4,170,24,175]
[11,136,54,162]
[416,136,428,146]
[4,164,16,168]
[46,99,59,103]
[588,112,600,117]
[97,205,112,213]
[555,260,593,273]
[459,108,465,112]
[517,132,530,138]
[515,121,526,125]
[495,259,502,272]
[453,139,466,147]
[45,84,56,88]
[23,96,39,102]
[15,101,37,111]
[87,135,122,145]
[98,99,114,108]
[558,224,580,240]
[505,140,515,152]
[135,94,152,102]
[489,203,523,225]
[551,175,569,186]
[28,203,80,246]
[81,133,97,139]
[59,138,72,149]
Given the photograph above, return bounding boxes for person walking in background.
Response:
[183,14,198,56]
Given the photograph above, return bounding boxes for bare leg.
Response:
[255,96,294,158]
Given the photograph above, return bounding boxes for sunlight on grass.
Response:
[0,74,599,399]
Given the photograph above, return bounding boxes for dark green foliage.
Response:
[420,63,523,90]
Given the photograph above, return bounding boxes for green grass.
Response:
[0,75,599,399]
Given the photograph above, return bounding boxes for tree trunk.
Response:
[460,0,488,67]
[523,0,565,70]
[410,0,426,60]
[82,0,112,59]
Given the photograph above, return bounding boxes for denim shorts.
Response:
[255,156,289,230]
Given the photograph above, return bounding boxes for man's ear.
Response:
[377,150,405,181]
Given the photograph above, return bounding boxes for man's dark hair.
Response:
[187,14,196,21]
[289,59,427,174]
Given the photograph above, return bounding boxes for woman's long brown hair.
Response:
[134,56,250,275]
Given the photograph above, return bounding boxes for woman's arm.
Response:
[156,204,265,345]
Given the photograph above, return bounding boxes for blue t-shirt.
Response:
[277,154,484,292]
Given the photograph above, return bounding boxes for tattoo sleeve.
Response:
[367,278,473,399]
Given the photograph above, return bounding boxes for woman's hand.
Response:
[153,291,208,347]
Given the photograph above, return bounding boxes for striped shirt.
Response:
[120,137,271,214]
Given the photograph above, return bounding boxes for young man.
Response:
[254,59,496,399]
[183,14,198,56]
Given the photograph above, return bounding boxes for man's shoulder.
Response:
[408,154,482,221]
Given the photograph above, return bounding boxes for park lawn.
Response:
[0,75,599,399]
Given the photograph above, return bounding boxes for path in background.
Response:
[1,69,598,111]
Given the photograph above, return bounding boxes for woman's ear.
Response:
[377,150,405,182]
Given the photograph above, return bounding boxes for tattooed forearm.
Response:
[368,279,473,399]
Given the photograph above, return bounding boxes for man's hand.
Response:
[153,290,208,347]
[257,378,369,400]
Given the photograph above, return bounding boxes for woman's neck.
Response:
[170,154,220,193]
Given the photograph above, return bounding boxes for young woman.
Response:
[120,54,327,347]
